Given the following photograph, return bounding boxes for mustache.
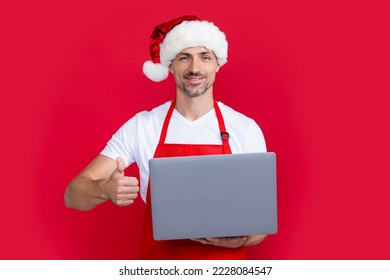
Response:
[184,71,205,78]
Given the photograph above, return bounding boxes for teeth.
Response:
[188,77,202,80]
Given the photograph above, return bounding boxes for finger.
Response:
[114,186,139,197]
[205,238,219,243]
[115,199,135,207]
[115,157,126,175]
[205,237,247,248]
[111,193,138,206]
[122,176,139,187]
[122,186,140,194]
[114,178,139,189]
[116,192,138,200]
[120,198,138,206]
[191,238,208,245]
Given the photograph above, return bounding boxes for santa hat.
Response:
[143,15,228,82]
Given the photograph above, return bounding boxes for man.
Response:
[65,15,268,259]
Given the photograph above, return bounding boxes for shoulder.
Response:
[217,101,267,153]
[133,101,171,122]
[120,101,171,129]
[108,101,171,143]
[217,101,258,127]
[101,101,171,166]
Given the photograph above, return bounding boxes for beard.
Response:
[182,84,208,97]
[179,71,211,97]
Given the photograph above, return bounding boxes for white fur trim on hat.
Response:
[143,60,169,82]
[160,20,228,68]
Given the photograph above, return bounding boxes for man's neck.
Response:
[175,92,214,121]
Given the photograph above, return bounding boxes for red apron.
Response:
[139,99,245,260]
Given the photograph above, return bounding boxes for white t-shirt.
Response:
[101,101,267,202]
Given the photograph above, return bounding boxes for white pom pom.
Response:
[142,61,169,82]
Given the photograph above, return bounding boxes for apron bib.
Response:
[139,99,245,260]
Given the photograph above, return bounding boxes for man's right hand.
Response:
[103,157,140,206]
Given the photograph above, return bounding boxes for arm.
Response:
[64,155,139,211]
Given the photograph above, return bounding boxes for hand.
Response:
[103,157,139,206]
[191,236,249,249]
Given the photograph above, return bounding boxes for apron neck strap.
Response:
[158,99,232,153]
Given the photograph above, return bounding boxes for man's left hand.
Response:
[191,236,248,248]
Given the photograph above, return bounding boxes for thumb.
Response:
[115,157,126,175]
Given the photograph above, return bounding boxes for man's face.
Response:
[170,46,220,97]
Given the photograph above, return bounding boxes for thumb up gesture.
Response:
[104,157,140,206]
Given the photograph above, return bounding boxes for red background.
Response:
[1,0,389,259]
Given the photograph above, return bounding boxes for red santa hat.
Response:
[143,15,228,82]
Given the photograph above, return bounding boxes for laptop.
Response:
[149,152,277,240]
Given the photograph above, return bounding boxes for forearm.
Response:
[244,234,268,246]
[64,175,108,211]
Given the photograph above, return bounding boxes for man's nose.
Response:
[188,58,201,73]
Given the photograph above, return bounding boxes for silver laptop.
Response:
[149,152,277,240]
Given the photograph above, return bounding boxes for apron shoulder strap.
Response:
[157,99,176,146]
[214,100,232,154]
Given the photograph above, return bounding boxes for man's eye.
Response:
[179,56,188,61]
[202,56,211,60]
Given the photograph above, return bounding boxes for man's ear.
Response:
[216,65,220,73]
[169,65,173,74]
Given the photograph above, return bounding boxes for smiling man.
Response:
[172,47,219,98]
[64,15,268,260]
